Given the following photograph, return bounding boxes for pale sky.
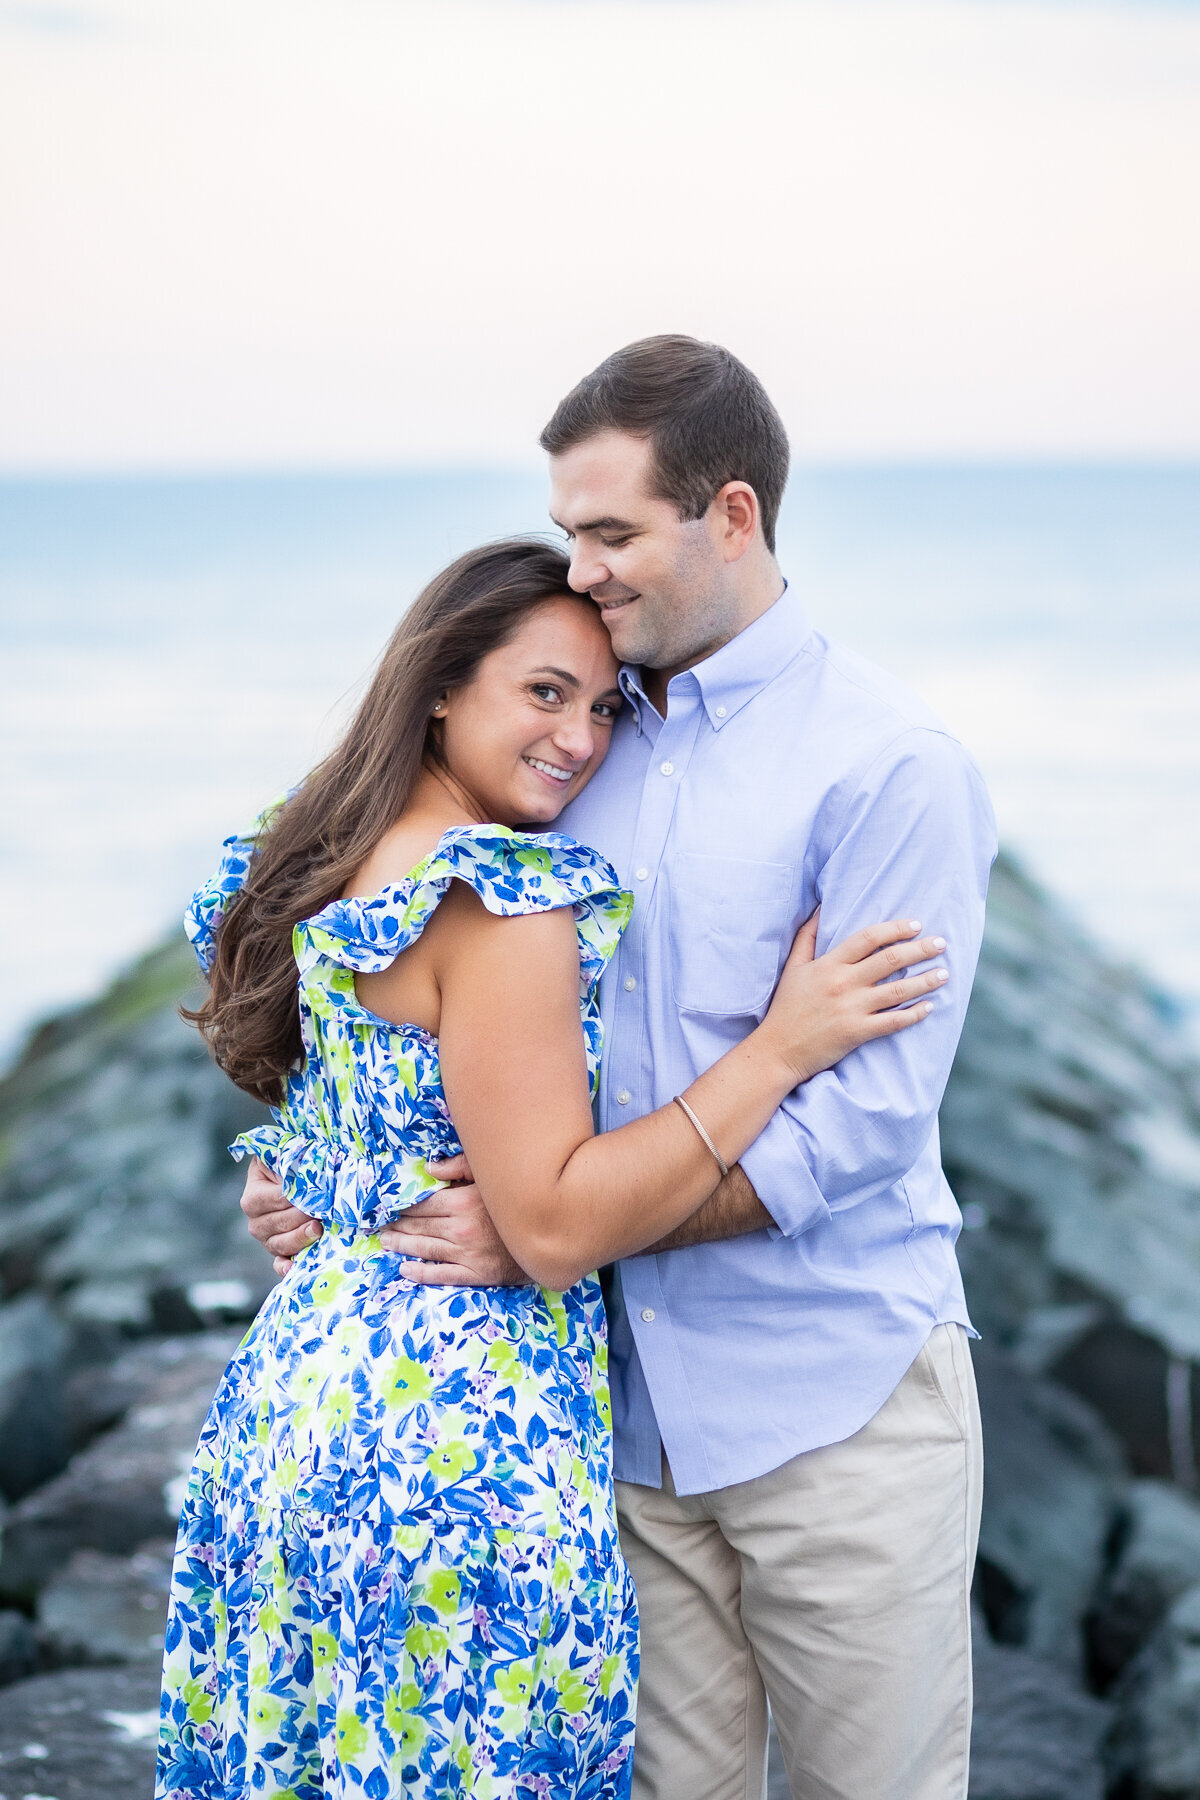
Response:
[2,0,1198,469]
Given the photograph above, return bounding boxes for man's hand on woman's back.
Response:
[240,1159,322,1275]
[239,1154,529,1286]
[379,1160,530,1286]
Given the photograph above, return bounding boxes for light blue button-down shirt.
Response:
[557,582,996,1495]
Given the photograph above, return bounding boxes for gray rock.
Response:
[1108,1583,1200,1797]
[0,1294,71,1502]
[0,1333,237,1605]
[970,1622,1111,1799]
[37,1541,173,1668]
[973,1344,1125,1667]
[0,1611,36,1689]
[1090,1480,1200,1687]
[0,1662,160,1799]
[61,1331,231,1448]
[0,938,269,1340]
[945,854,1200,1481]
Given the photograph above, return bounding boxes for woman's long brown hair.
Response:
[185,538,581,1105]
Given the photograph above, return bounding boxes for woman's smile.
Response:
[523,753,576,787]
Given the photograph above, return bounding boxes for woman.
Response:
[159,539,947,1800]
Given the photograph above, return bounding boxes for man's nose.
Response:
[567,542,609,594]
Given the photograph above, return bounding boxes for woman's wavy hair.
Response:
[185,538,580,1105]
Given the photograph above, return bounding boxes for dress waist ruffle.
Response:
[232,1121,450,1233]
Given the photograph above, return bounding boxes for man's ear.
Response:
[714,481,760,561]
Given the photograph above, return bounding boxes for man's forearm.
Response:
[639,1163,772,1253]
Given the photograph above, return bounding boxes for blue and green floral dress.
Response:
[157,822,638,1800]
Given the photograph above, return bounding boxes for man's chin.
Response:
[602,616,650,664]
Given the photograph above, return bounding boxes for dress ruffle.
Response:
[298,825,631,996]
[183,796,285,972]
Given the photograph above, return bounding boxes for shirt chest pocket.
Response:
[667,853,795,1017]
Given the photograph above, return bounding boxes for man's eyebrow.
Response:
[549,513,638,535]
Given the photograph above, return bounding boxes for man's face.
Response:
[548,430,739,674]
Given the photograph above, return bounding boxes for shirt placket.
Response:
[604,681,701,1132]
[603,680,712,1488]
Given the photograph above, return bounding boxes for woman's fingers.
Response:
[865,966,949,1011]
[856,935,947,982]
[830,919,925,964]
[788,908,820,964]
[867,1000,937,1035]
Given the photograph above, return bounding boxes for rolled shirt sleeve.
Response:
[740,727,996,1239]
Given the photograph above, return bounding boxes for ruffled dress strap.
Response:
[184,796,286,972]
[297,824,632,996]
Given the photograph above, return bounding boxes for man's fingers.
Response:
[273,1256,292,1277]
[381,1212,466,1247]
[266,1220,323,1258]
[398,1259,478,1287]
[428,1153,473,1183]
[240,1159,286,1218]
[246,1203,316,1248]
[378,1230,455,1262]
[405,1185,480,1221]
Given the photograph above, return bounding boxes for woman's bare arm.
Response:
[434,886,945,1290]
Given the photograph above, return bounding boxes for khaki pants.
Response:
[615,1324,983,1800]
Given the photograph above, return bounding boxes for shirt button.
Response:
[616,1089,631,1105]
[641,1308,656,1322]
[623,975,637,991]
[715,705,727,719]
[635,867,649,881]
[660,761,674,776]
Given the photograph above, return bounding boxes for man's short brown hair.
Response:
[540,335,790,553]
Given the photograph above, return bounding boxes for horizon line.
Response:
[1,455,1198,484]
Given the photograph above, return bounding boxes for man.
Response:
[243,337,995,1800]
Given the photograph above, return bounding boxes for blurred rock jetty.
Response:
[2,855,1200,1798]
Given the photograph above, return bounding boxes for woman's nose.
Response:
[552,711,596,763]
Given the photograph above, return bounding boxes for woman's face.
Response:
[436,597,624,826]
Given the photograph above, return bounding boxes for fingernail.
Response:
[931,936,946,950]
[933,969,948,983]
[908,920,922,932]
[305,1222,320,1240]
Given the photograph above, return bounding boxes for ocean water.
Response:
[3,465,1198,1066]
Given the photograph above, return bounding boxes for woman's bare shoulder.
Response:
[342,818,450,901]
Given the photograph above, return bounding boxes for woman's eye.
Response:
[531,683,561,704]
[592,701,621,722]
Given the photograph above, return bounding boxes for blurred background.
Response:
[1,2,1199,1796]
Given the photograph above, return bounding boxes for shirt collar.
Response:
[618,581,811,734]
